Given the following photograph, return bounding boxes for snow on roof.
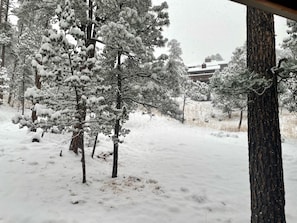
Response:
[187,64,220,73]
[187,60,228,73]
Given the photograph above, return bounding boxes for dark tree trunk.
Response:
[228,110,232,119]
[112,119,120,178]
[31,68,42,132]
[86,0,96,58]
[21,71,25,115]
[0,0,5,104]
[69,93,86,154]
[247,7,286,223]
[0,0,9,67]
[69,107,86,183]
[69,129,83,154]
[1,45,5,67]
[8,22,23,106]
[181,94,186,124]
[238,110,243,130]
[68,67,86,154]
[91,133,98,158]
[7,58,17,105]
[112,52,122,178]
[0,0,3,23]
[81,132,86,183]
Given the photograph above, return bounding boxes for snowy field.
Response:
[0,105,297,223]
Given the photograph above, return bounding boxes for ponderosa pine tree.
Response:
[30,0,109,183]
[11,0,57,125]
[247,7,286,222]
[282,20,297,59]
[165,39,184,97]
[180,78,209,123]
[0,0,11,104]
[96,0,171,177]
[279,20,297,112]
[210,45,247,128]
[278,58,297,113]
[0,0,10,67]
[165,39,208,123]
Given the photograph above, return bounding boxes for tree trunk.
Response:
[31,67,42,132]
[112,119,120,178]
[8,22,23,106]
[0,0,3,23]
[91,133,98,158]
[247,7,286,223]
[81,131,86,183]
[7,59,17,105]
[238,110,243,130]
[86,0,96,58]
[112,52,122,178]
[228,110,232,119]
[1,0,9,67]
[181,94,186,124]
[69,105,86,154]
[0,0,4,104]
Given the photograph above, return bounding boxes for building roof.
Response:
[187,60,227,74]
[230,0,297,21]
[188,64,221,73]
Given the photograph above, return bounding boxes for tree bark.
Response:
[181,94,186,124]
[81,132,86,183]
[7,58,17,105]
[0,0,5,104]
[238,110,243,130]
[86,0,96,58]
[1,0,9,67]
[69,93,86,155]
[247,7,286,223]
[112,52,122,178]
[0,0,3,23]
[31,67,42,132]
[21,67,25,115]
[91,133,98,158]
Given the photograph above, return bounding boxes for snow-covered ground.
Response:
[0,105,297,223]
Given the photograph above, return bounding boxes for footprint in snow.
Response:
[71,200,86,205]
[28,161,39,166]
[180,187,190,193]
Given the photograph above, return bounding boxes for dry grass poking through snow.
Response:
[183,100,297,139]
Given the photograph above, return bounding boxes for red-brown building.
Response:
[187,58,228,83]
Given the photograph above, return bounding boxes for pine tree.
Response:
[165,39,184,97]
[96,0,170,177]
[210,45,247,126]
[165,39,209,123]
[30,0,109,183]
[247,7,286,222]
[180,78,209,123]
[282,20,297,59]
[279,20,297,112]
[12,0,58,126]
[0,0,12,104]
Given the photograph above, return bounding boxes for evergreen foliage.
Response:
[210,45,247,118]
[165,39,209,123]
[96,0,173,177]
[279,20,297,112]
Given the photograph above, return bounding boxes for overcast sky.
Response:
[153,0,288,65]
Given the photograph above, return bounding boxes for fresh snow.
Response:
[0,105,297,223]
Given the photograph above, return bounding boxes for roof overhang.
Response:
[229,0,297,21]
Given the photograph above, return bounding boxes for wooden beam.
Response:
[230,0,297,21]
